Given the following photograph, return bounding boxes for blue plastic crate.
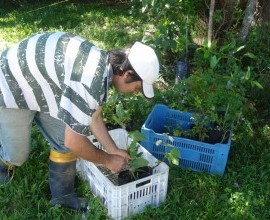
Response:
[141,104,232,175]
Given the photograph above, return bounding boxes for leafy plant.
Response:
[171,74,235,142]
[108,99,150,177]
[169,40,263,143]
[102,89,129,129]
[155,134,180,166]
[102,89,151,131]
[127,131,149,174]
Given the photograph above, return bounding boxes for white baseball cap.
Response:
[128,42,159,99]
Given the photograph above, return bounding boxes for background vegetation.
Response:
[0,0,269,219]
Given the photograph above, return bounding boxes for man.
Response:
[0,32,159,211]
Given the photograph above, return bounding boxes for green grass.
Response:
[0,1,270,220]
[0,1,148,50]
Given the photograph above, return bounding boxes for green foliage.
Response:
[194,39,256,74]
[131,0,205,64]
[165,40,263,141]
[102,88,152,131]
[165,148,180,166]
[156,134,180,166]
[102,89,133,129]
[113,102,129,129]
[104,89,180,168]
[104,95,150,174]
[242,24,270,116]
[244,24,270,74]
[127,131,149,173]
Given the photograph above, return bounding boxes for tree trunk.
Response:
[238,0,258,43]
[208,0,215,47]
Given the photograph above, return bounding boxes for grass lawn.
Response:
[0,1,269,219]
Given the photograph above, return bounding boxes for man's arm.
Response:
[90,106,130,160]
[64,126,128,172]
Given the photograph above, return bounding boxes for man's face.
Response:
[112,71,142,95]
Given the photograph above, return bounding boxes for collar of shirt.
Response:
[103,63,113,103]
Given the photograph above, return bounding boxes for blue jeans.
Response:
[0,107,70,166]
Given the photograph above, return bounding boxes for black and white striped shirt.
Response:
[0,32,110,136]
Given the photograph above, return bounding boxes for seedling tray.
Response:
[141,104,232,175]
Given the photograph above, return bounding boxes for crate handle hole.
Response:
[136,179,151,188]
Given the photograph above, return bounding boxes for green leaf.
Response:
[142,5,148,13]
[129,130,146,142]
[116,103,125,119]
[234,45,245,53]
[219,44,230,52]
[244,52,257,59]
[112,115,123,127]
[137,152,144,157]
[171,157,179,166]
[204,50,209,59]
[243,68,251,80]
[251,80,263,89]
[170,148,180,158]
[210,55,218,69]
[142,35,152,43]
[130,158,149,172]
[166,148,180,166]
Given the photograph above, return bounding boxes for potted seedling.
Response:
[172,68,247,145]
[118,131,180,185]
[104,102,151,185]
[173,40,260,144]
[118,130,152,185]
[167,112,230,145]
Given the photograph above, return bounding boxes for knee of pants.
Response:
[0,108,35,166]
[0,142,31,166]
[0,130,32,166]
[10,150,30,166]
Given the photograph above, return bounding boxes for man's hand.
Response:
[105,154,129,173]
[112,148,131,161]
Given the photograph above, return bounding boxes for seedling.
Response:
[109,102,150,180]
[127,130,149,174]
[155,134,180,166]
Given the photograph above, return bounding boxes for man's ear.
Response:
[123,70,132,79]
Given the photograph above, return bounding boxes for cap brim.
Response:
[142,81,154,99]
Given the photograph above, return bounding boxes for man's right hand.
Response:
[65,126,129,173]
[105,154,129,173]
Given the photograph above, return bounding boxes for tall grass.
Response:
[0,1,269,220]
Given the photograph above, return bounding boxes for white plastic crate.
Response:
[76,128,169,220]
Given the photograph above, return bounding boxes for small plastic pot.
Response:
[118,166,153,186]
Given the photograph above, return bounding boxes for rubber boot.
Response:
[0,158,13,184]
[49,151,89,211]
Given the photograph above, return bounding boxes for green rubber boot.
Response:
[49,160,89,211]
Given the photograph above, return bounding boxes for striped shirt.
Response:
[0,32,110,136]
